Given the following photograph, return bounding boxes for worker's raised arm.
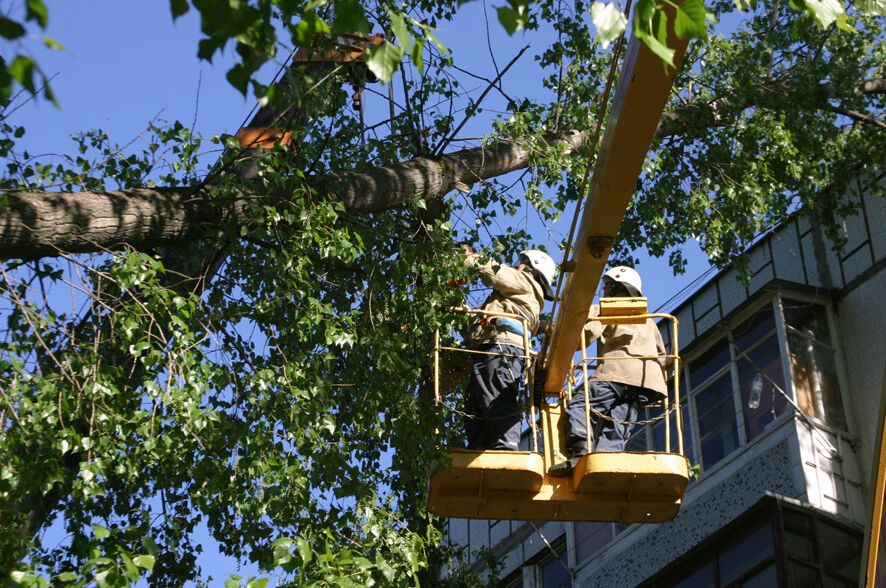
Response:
[464,251,534,297]
[578,303,605,350]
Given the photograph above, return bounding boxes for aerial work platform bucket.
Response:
[426,300,690,523]
[426,446,689,522]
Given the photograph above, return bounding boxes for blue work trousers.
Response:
[464,344,525,451]
[565,380,645,455]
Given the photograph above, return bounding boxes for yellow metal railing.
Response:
[433,307,538,453]
[571,312,684,456]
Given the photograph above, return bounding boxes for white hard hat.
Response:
[603,266,642,296]
[519,249,557,300]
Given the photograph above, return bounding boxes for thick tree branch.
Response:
[656,77,885,138]
[825,106,886,129]
[2,77,879,261]
[0,131,587,260]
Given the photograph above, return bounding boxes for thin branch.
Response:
[432,45,530,157]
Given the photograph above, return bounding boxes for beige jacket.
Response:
[466,253,544,349]
[583,304,668,397]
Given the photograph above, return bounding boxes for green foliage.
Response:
[0,0,62,106]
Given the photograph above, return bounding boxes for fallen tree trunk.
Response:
[0,131,587,260]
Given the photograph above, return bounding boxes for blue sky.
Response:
[10,0,714,581]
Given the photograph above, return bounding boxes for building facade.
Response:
[442,179,885,587]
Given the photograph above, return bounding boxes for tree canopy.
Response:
[0,0,883,585]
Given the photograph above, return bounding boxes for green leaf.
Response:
[635,28,675,67]
[332,0,370,35]
[42,36,65,51]
[119,550,139,579]
[496,5,528,34]
[365,41,404,83]
[675,0,708,39]
[292,11,331,47]
[857,0,886,14]
[25,0,48,28]
[224,581,241,588]
[133,555,155,572]
[424,29,449,56]
[410,37,426,74]
[804,0,843,28]
[272,538,294,566]
[590,2,627,49]
[92,524,110,539]
[141,535,160,556]
[197,37,227,61]
[226,63,253,95]
[0,18,26,40]
[388,10,412,52]
[835,12,856,32]
[246,580,269,588]
[170,0,190,18]
[297,538,313,564]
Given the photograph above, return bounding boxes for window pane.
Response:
[741,563,778,588]
[626,426,648,451]
[673,561,715,588]
[574,522,613,564]
[737,335,788,440]
[783,300,832,343]
[818,520,861,583]
[734,306,776,351]
[784,301,846,430]
[720,523,775,585]
[690,339,730,388]
[695,373,739,469]
[784,510,816,563]
[823,575,856,588]
[788,561,821,587]
[541,551,571,588]
[652,403,695,464]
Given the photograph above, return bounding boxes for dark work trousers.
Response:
[565,380,645,455]
[463,344,526,451]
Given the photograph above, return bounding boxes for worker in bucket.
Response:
[548,266,668,476]
[462,245,557,450]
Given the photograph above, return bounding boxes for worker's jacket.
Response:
[465,253,545,350]
[582,304,668,399]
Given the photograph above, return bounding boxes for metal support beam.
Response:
[540,22,690,394]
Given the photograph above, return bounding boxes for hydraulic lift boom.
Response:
[538,19,690,395]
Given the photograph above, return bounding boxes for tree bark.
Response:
[0,131,587,260]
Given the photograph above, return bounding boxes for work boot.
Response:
[547,456,580,478]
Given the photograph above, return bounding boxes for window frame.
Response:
[776,292,853,435]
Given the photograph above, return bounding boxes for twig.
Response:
[432,45,530,157]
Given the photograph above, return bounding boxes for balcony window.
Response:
[735,334,789,441]
[783,300,846,430]
[695,371,739,470]
[689,338,731,389]
[574,522,614,563]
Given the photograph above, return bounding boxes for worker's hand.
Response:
[459,242,475,255]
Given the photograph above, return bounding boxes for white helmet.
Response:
[603,266,642,296]
[519,249,557,300]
